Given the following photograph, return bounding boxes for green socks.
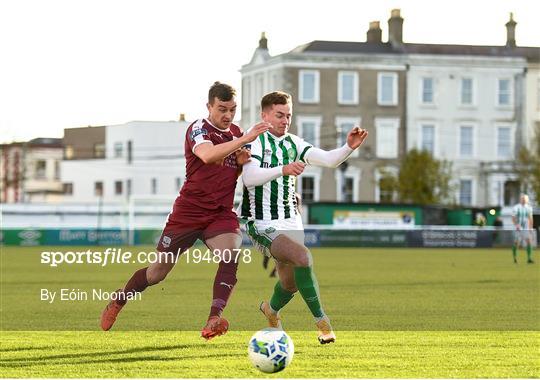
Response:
[269,281,295,312]
[527,244,532,261]
[512,245,517,262]
[294,266,324,319]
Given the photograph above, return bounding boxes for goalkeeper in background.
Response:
[239,91,368,344]
[512,194,534,264]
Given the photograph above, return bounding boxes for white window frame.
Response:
[459,77,476,106]
[113,142,123,158]
[495,123,515,159]
[297,171,321,202]
[420,77,435,105]
[296,115,322,147]
[496,78,513,107]
[458,123,477,158]
[338,71,359,105]
[299,70,320,104]
[334,166,361,202]
[458,177,475,206]
[375,117,400,158]
[419,122,437,156]
[335,116,361,157]
[377,72,398,106]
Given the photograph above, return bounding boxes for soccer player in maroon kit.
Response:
[100,82,269,339]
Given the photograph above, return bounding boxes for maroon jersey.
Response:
[176,118,243,211]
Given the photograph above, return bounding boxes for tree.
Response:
[515,125,540,199]
[379,149,454,205]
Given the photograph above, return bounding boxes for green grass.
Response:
[1,246,539,377]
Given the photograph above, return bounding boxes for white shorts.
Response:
[245,216,305,258]
[514,229,532,243]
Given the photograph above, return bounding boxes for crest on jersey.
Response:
[287,148,295,160]
[161,235,171,248]
[190,127,208,141]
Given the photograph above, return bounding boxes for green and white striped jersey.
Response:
[241,132,313,220]
[513,203,533,229]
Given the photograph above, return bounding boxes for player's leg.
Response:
[525,235,534,263]
[260,262,296,329]
[100,229,198,331]
[200,211,242,340]
[512,231,519,263]
[270,235,335,344]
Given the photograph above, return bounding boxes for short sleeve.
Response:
[187,119,212,154]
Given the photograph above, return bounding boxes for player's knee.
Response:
[292,248,311,267]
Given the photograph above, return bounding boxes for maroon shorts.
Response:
[155,201,240,255]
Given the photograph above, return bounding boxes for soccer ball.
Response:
[248,328,294,373]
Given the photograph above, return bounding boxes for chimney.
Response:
[179,113,186,122]
[258,32,268,50]
[388,9,403,46]
[366,21,382,43]
[505,12,517,48]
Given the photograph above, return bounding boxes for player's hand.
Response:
[235,148,251,165]
[282,162,306,176]
[346,127,369,150]
[244,122,270,143]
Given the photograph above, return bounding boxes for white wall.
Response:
[61,121,188,203]
[406,55,526,206]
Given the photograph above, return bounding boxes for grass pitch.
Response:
[1,246,539,377]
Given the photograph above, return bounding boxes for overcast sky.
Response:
[1,0,538,143]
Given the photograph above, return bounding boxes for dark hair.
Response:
[208,81,236,104]
[261,91,292,111]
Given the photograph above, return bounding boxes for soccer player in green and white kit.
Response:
[512,194,534,264]
[240,91,368,344]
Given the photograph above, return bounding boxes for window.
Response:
[94,181,103,196]
[421,77,434,104]
[343,177,354,202]
[151,178,157,194]
[94,143,105,158]
[115,180,123,195]
[126,179,132,198]
[336,117,361,157]
[375,118,399,158]
[460,78,474,105]
[497,79,511,106]
[35,160,46,179]
[421,124,435,154]
[459,179,473,206]
[255,74,264,105]
[54,160,60,180]
[64,145,74,159]
[297,116,321,146]
[459,125,474,157]
[176,177,183,190]
[377,72,398,105]
[301,176,315,202]
[114,142,123,158]
[338,71,359,104]
[127,140,133,164]
[379,176,395,203]
[497,127,512,158]
[299,70,320,103]
[63,183,73,195]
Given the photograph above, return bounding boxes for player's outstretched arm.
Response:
[242,161,305,188]
[305,127,368,168]
[194,122,270,164]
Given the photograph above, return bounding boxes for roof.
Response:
[291,41,540,62]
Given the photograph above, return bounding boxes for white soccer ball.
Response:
[248,328,294,373]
